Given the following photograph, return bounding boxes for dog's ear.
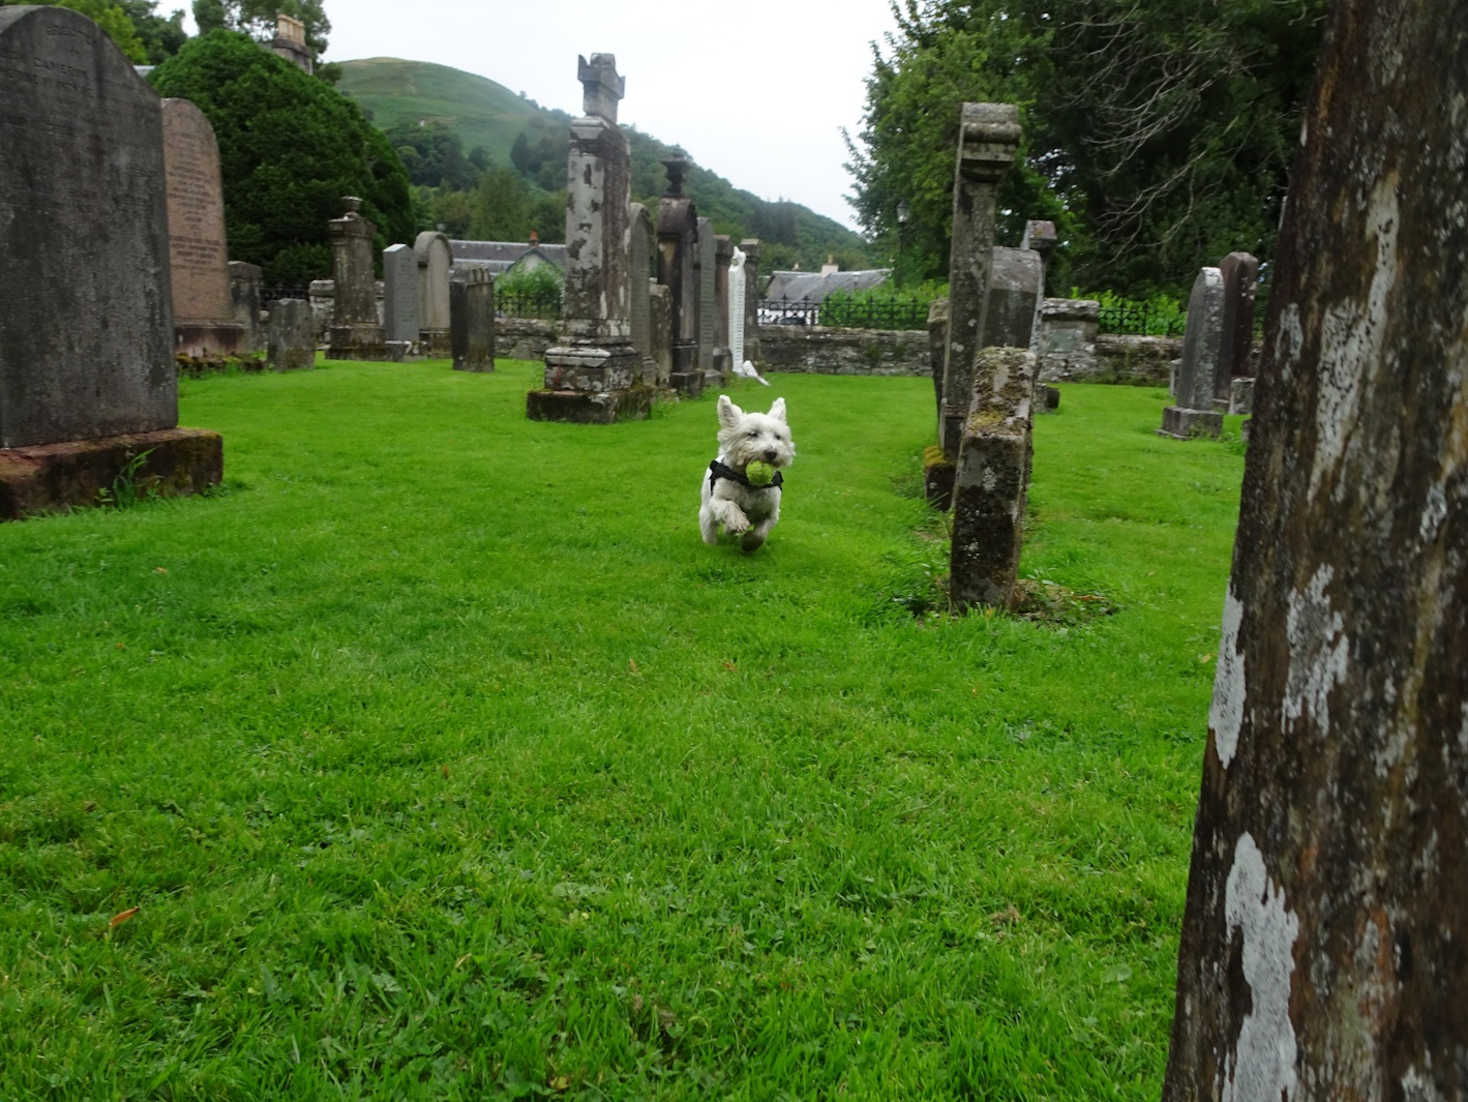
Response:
[768,397,787,424]
[716,394,744,429]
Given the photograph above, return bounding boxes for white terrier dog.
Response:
[699,395,796,552]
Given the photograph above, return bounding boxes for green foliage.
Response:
[494,262,563,297]
[95,448,156,509]
[191,0,328,56]
[817,280,949,330]
[385,120,477,190]
[148,30,414,285]
[849,0,1329,295]
[1078,288,1187,336]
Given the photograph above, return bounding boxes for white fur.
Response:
[699,395,795,552]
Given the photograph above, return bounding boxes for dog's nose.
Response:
[763,449,777,462]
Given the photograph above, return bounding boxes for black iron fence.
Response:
[759,296,932,331]
[1096,301,1187,337]
[496,287,562,320]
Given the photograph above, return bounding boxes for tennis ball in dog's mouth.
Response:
[745,460,776,486]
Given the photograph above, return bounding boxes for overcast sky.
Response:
[309,0,899,234]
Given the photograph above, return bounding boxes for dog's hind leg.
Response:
[699,505,720,544]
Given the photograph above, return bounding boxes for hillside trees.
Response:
[148,30,413,285]
[191,0,328,56]
[849,0,1328,293]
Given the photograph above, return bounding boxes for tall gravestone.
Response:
[162,98,246,359]
[528,54,647,422]
[658,156,701,395]
[414,231,452,355]
[1158,266,1225,438]
[728,246,747,369]
[228,261,263,353]
[450,268,494,373]
[0,6,221,517]
[938,103,1022,459]
[1164,0,1468,1096]
[983,246,1043,350]
[382,243,418,347]
[325,195,387,361]
[695,216,718,387]
[713,234,733,380]
[949,347,1036,608]
[627,202,659,386]
[1215,250,1259,406]
[739,238,762,366]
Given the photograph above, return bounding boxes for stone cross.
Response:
[939,102,1022,458]
[1162,0,1468,1095]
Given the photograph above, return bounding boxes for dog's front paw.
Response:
[724,507,751,534]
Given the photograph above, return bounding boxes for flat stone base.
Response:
[923,444,955,510]
[326,323,389,361]
[176,322,252,359]
[670,371,704,398]
[1158,406,1223,439]
[0,427,224,520]
[419,329,451,357]
[526,388,653,424]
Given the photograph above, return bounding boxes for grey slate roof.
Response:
[449,240,568,273]
[762,269,892,303]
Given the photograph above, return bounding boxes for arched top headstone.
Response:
[161,98,231,327]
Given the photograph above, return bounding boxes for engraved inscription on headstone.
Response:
[162,98,231,327]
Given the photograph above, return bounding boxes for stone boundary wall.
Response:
[496,318,557,362]
[756,324,928,376]
[1092,334,1182,386]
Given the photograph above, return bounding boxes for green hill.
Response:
[336,57,874,271]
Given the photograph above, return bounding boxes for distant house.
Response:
[450,238,567,279]
[760,266,892,324]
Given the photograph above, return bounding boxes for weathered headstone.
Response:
[740,238,762,366]
[0,6,221,516]
[162,98,246,359]
[649,283,672,383]
[695,217,718,386]
[949,347,1036,608]
[265,299,315,371]
[1215,250,1258,405]
[1163,0,1468,1096]
[1032,298,1099,383]
[382,243,419,347]
[325,196,387,361]
[1020,220,1057,294]
[627,202,659,386]
[450,268,494,373]
[658,160,701,395]
[939,103,1022,458]
[728,246,747,369]
[1158,267,1224,439]
[528,54,647,422]
[713,234,733,380]
[414,230,453,355]
[228,261,263,353]
[983,246,1043,350]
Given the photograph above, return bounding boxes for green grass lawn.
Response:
[0,360,1245,1099]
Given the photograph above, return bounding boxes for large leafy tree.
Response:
[191,0,327,57]
[148,30,413,285]
[849,0,1328,294]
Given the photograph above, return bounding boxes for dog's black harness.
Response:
[708,459,782,491]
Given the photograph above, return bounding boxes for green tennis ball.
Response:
[746,461,776,486]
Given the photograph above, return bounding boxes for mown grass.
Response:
[0,360,1245,1099]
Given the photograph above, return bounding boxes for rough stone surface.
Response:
[950,347,1035,608]
[1163,2,1468,1097]
[450,268,494,373]
[982,246,1043,350]
[649,284,672,384]
[1091,334,1182,385]
[414,231,453,348]
[496,318,557,363]
[228,261,263,352]
[757,325,927,376]
[530,54,644,422]
[0,6,177,448]
[939,102,1022,457]
[383,243,419,345]
[162,98,244,358]
[326,198,387,361]
[740,238,762,365]
[1032,298,1099,382]
[696,217,718,385]
[1215,251,1259,402]
[928,297,950,424]
[658,194,698,380]
[628,202,658,385]
[0,427,222,519]
[1158,267,1225,437]
[713,234,733,378]
[1228,377,1254,416]
[265,299,314,371]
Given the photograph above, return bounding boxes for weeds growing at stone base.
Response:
[0,361,1245,1098]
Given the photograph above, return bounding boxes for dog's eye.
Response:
[747,430,758,437]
